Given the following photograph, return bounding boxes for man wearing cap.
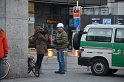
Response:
[54,23,68,74]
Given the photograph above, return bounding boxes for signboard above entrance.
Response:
[46,19,58,24]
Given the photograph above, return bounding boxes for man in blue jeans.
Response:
[54,23,68,74]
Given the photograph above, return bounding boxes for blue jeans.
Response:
[56,49,66,72]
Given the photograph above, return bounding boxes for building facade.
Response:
[28,0,108,48]
[0,0,28,78]
[0,0,123,79]
[108,0,124,15]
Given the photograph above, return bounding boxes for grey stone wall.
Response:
[0,0,6,29]
[0,0,28,78]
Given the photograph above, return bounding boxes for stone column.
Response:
[0,0,28,78]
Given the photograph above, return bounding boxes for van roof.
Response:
[84,24,124,32]
[86,24,124,27]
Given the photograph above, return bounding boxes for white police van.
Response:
[73,24,124,76]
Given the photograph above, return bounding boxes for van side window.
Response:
[115,28,124,43]
[86,28,112,42]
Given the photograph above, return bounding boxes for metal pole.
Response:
[64,49,68,72]
[77,0,78,7]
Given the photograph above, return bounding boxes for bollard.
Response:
[44,49,54,64]
[48,49,54,58]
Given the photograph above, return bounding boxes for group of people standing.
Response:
[32,23,68,76]
[0,22,68,79]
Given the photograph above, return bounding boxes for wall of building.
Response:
[35,0,107,6]
[0,0,28,78]
[28,2,35,36]
[108,1,124,15]
[35,3,68,31]
[0,0,6,29]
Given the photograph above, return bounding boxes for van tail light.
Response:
[78,50,81,57]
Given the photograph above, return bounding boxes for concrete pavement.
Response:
[1,49,124,82]
[2,55,87,82]
[2,56,124,82]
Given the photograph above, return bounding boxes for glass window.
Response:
[86,28,112,42]
[115,28,124,43]
[115,0,124,2]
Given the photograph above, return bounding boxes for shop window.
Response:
[115,0,124,2]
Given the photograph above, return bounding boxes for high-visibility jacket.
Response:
[0,29,8,58]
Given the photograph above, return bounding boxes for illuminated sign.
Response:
[46,19,58,24]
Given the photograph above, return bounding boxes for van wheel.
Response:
[91,59,109,76]
[108,69,118,75]
[73,32,82,50]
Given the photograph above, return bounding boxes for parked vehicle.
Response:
[73,24,124,76]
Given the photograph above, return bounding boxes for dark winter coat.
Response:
[34,32,48,54]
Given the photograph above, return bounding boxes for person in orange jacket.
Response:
[0,28,8,79]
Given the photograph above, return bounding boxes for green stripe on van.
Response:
[112,43,124,67]
[80,41,112,48]
[112,55,124,67]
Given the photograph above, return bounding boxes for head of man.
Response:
[56,23,64,32]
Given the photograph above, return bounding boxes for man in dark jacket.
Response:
[34,25,48,76]
[54,23,68,74]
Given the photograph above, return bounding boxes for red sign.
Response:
[73,7,81,18]
[73,12,80,18]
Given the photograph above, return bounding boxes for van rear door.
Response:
[112,28,124,67]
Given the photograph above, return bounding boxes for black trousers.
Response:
[35,54,44,69]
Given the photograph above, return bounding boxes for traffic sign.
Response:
[73,4,82,31]
[74,18,80,28]
[73,12,80,18]
[73,6,81,18]
[103,18,111,25]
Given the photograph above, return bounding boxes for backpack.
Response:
[28,35,36,48]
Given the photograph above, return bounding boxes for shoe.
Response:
[54,71,60,74]
[35,69,40,77]
[59,72,65,74]
[28,67,31,73]
[28,69,31,73]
